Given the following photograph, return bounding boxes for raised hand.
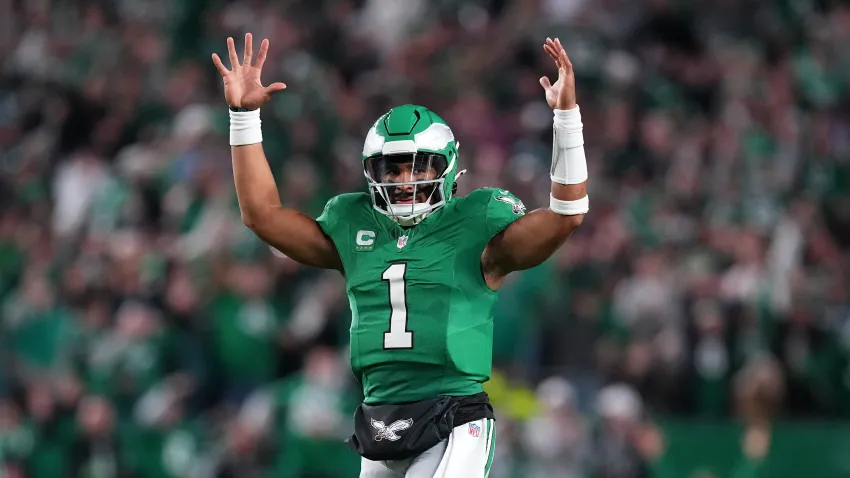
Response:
[540,37,576,111]
[212,33,286,110]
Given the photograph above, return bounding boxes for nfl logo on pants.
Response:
[468,423,481,437]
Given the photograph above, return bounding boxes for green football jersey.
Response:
[317,188,526,405]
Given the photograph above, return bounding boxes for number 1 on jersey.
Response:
[382,263,413,349]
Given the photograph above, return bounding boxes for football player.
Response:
[212,34,587,478]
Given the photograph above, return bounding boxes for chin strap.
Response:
[452,169,467,195]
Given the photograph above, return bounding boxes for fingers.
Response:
[545,37,559,56]
[543,42,558,63]
[227,37,240,69]
[543,37,572,72]
[544,45,559,67]
[244,32,253,67]
[255,39,270,70]
[555,38,572,71]
[264,82,287,96]
[211,53,229,76]
[559,49,571,73]
[543,39,560,69]
[539,76,552,90]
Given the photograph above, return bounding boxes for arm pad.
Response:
[551,106,588,185]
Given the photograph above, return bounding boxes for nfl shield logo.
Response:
[397,235,408,249]
[468,423,481,438]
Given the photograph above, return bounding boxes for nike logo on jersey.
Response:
[371,418,413,441]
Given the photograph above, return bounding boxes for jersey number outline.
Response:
[382,263,414,349]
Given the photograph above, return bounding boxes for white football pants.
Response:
[359,418,496,478]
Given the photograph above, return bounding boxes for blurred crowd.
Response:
[2,0,850,476]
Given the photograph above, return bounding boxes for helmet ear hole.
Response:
[451,182,458,195]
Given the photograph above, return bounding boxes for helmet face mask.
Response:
[361,105,459,226]
[365,153,450,225]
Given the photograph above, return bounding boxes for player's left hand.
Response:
[540,37,576,111]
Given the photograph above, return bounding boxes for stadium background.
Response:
[2,0,850,476]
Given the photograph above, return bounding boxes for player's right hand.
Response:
[212,33,286,110]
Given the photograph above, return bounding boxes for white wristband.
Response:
[550,194,589,216]
[230,108,262,146]
[551,106,588,185]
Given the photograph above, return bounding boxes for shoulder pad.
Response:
[324,192,370,212]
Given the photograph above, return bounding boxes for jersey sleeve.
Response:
[315,195,339,237]
[315,193,372,270]
[484,188,527,238]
